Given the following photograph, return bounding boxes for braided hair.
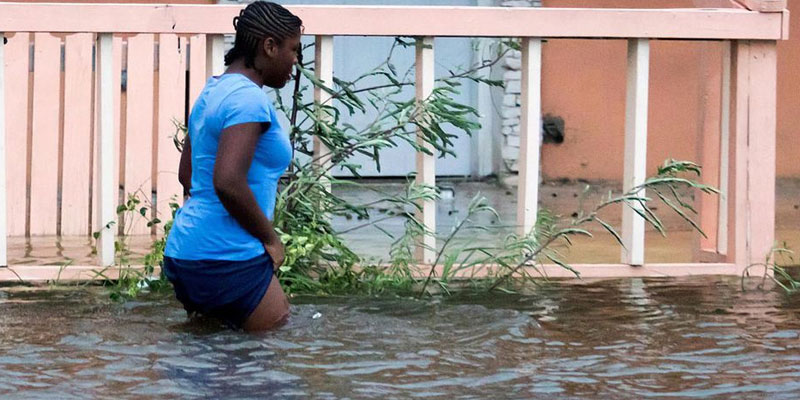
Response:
[224,1,303,67]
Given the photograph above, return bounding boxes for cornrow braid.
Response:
[224,1,303,67]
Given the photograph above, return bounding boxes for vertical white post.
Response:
[472,38,494,179]
[0,33,7,266]
[717,42,731,256]
[314,35,333,191]
[416,37,436,264]
[205,34,225,78]
[621,38,650,266]
[96,33,116,267]
[516,37,542,236]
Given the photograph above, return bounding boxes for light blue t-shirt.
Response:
[165,74,292,261]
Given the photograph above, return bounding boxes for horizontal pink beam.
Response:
[0,3,787,40]
[0,263,741,283]
[0,265,148,283]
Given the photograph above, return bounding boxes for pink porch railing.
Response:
[0,2,790,280]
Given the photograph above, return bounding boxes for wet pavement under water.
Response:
[7,179,800,266]
[2,277,800,398]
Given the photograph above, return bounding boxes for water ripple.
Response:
[1,277,799,398]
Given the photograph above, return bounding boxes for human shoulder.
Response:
[219,74,269,102]
[217,75,272,130]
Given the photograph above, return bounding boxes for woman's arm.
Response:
[178,135,192,199]
[213,122,284,266]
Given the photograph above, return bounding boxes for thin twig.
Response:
[488,234,563,291]
[337,215,399,235]
[418,216,472,298]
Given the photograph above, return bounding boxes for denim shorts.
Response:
[163,252,274,328]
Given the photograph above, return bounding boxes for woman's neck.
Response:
[224,59,264,87]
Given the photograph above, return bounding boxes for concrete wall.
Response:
[495,0,542,174]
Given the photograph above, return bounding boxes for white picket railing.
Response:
[0,2,789,280]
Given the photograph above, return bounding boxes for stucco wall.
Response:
[776,2,800,178]
[530,0,798,180]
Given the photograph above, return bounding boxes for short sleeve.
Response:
[221,86,272,131]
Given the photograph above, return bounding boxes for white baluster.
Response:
[415,36,436,264]
[96,33,116,267]
[621,38,650,266]
[517,37,542,237]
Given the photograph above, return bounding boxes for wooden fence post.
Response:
[95,33,116,267]
[621,38,650,266]
[728,40,777,272]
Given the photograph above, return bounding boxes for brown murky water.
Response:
[2,277,800,399]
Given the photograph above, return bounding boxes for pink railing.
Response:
[0,2,789,280]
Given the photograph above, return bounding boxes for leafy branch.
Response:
[488,160,719,291]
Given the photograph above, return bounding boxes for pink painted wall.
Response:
[776,2,800,178]
[540,0,797,180]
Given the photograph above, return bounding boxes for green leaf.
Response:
[545,253,580,278]
[655,191,707,238]
[596,218,625,248]
[556,228,593,238]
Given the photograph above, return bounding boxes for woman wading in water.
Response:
[164,1,301,331]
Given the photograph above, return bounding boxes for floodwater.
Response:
[2,277,800,399]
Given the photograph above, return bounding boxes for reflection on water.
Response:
[1,277,800,399]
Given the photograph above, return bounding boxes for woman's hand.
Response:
[214,122,286,269]
[264,241,285,268]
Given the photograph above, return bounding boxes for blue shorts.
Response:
[162,252,274,328]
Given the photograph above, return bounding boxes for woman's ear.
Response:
[262,37,277,58]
